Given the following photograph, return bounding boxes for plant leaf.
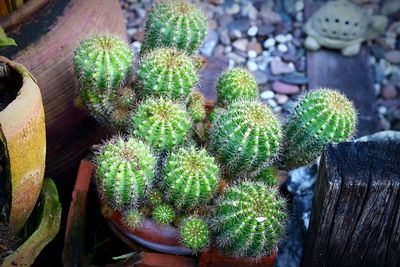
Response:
[0,28,16,47]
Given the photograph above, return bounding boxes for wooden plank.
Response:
[305,1,379,137]
[301,141,400,267]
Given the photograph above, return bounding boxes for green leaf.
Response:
[0,28,17,47]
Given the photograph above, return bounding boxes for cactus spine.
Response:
[216,68,258,106]
[131,98,191,150]
[95,137,156,210]
[210,101,282,177]
[137,48,198,100]
[180,218,210,251]
[152,204,175,225]
[163,146,219,210]
[213,181,287,258]
[187,91,206,123]
[141,0,207,55]
[283,88,357,169]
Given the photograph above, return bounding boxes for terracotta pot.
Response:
[0,56,46,235]
[0,0,127,184]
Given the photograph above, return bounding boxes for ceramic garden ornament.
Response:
[303,0,388,56]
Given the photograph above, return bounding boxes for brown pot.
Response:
[0,0,127,185]
[0,56,46,235]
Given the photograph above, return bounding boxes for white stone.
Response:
[260,90,275,100]
[277,43,288,53]
[275,34,287,43]
[267,99,278,108]
[248,50,258,58]
[247,26,258,37]
[378,106,387,115]
[247,61,258,72]
[263,38,276,48]
[295,0,304,12]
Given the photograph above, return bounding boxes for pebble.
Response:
[270,60,294,75]
[229,29,242,40]
[213,44,225,57]
[232,39,248,52]
[378,106,388,115]
[275,94,289,105]
[273,106,283,113]
[200,30,218,57]
[267,99,278,108]
[263,38,276,49]
[219,30,231,45]
[259,9,282,24]
[227,52,246,64]
[247,61,258,72]
[225,3,240,15]
[247,40,262,54]
[384,50,400,64]
[247,26,258,37]
[275,34,287,43]
[278,72,308,85]
[295,0,304,12]
[253,71,269,85]
[260,90,275,100]
[272,81,300,95]
[381,84,398,99]
[248,50,258,59]
[277,43,289,53]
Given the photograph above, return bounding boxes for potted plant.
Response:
[0,55,61,266]
[68,0,358,266]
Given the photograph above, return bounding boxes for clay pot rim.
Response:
[0,0,51,30]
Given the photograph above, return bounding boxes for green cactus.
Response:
[141,0,208,55]
[253,167,279,186]
[148,190,164,207]
[122,209,143,229]
[210,101,282,177]
[152,204,175,225]
[187,91,206,123]
[131,98,191,150]
[212,181,287,258]
[180,218,209,251]
[163,146,219,210]
[74,35,133,91]
[95,136,156,210]
[137,48,198,100]
[216,68,258,106]
[283,88,357,170]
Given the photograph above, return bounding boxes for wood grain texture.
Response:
[302,141,400,267]
[305,1,379,137]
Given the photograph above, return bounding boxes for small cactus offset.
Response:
[131,97,191,150]
[163,146,219,210]
[283,88,357,170]
[212,181,287,258]
[122,209,143,229]
[141,0,207,55]
[253,167,279,186]
[95,136,156,210]
[216,68,258,106]
[137,48,198,100]
[152,204,175,225]
[180,217,210,251]
[210,101,282,177]
[74,35,133,91]
[148,190,164,207]
[187,91,206,123]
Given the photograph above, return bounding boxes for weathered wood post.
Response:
[301,141,400,267]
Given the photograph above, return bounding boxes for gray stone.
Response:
[227,52,246,64]
[278,72,308,85]
[260,90,275,100]
[267,98,278,108]
[275,93,289,105]
[272,81,300,94]
[228,19,251,32]
[219,30,231,45]
[355,131,400,142]
[247,61,258,72]
[270,60,294,75]
[384,50,400,64]
[253,70,269,85]
[213,44,225,57]
[229,29,242,40]
[232,39,249,52]
[200,30,219,57]
[225,3,240,15]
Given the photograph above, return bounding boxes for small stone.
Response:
[277,43,288,53]
[232,39,249,52]
[270,60,294,75]
[200,30,219,57]
[275,34,287,43]
[228,19,251,32]
[272,81,300,95]
[260,90,275,100]
[224,46,232,53]
[219,30,231,45]
[273,106,282,113]
[259,9,282,24]
[229,29,242,40]
[378,106,388,115]
[253,71,268,85]
[225,3,240,15]
[369,45,386,59]
[247,26,258,37]
[247,40,262,54]
[127,28,136,37]
[247,61,258,72]
[213,45,225,57]
[374,83,381,96]
[275,94,289,105]
[248,50,258,59]
[267,99,278,108]
[257,25,276,37]
[384,50,400,64]
[263,38,276,49]
[278,72,308,85]
[295,0,304,12]
[382,84,398,99]
[375,64,384,83]
[227,52,246,64]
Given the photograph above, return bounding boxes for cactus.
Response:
[216,68,258,106]
[212,181,287,258]
[74,35,133,91]
[137,48,198,100]
[152,204,175,225]
[210,101,282,177]
[187,91,206,123]
[122,209,143,229]
[180,218,209,251]
[163,146,219,210]
[148,190,164,207]
[283,88,357,170]
[141,0,207,55]
[95,136,156,210]
[131,98,191,150]
[253,167,279,186]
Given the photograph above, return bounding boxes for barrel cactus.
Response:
[253,167,279,186]
[283,88,357,169]
[152,204,175,225]
[180,217,210,251]
[210,101,282,177]
[187,91,206,123]
[216,68,258,106]
[95,136,156,210]
[122,209,143,229]
[163,146,219,210]
[131,98,191,150]
[137,48,198,100]
[212,181,287,258]
[141,0,208,55]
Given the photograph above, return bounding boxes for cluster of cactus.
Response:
[85,0,358,260]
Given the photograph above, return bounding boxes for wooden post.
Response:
[301,141,400,267]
